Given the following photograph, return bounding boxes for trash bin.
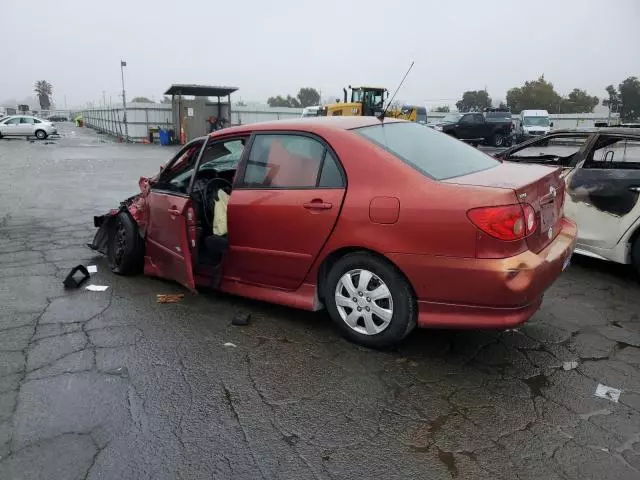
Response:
[159,129,170,146]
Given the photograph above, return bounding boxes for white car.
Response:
[0,115,57,139]
[497,128,640,274]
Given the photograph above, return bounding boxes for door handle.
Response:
[303,200,332,210]
[167,207,181,215]
[629,186,640,193]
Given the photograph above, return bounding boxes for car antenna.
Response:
[378,61,415,122]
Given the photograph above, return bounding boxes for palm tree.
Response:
[34,80,53,110]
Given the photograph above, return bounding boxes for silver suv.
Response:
[0,115,57,139]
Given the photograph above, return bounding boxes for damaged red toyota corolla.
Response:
[90,117,576,348]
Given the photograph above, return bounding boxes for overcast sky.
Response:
[1,0,638,108]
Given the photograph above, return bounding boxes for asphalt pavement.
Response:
[1,124,640,479]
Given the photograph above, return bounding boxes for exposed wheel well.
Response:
[317,247,417,304]
[628,224,640,264]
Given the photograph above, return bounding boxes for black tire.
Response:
[492,133,505,147]
[632,235,640,276]
[107,212,143,275]
[35,129,47,140]
[324,252,417,349]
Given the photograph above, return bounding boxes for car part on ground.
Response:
[90,117,576,348]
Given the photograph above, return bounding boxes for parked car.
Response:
[48,115,69,122]
[516,109,553,142]
[0,115,57,139]
[496,128,640,273]
[431,111,513,147]
[90,117,576,348]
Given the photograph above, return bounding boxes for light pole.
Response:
[120,60,129,141]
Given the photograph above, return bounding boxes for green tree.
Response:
[131,96,154,103]
[296,88,321,108]
[434,105,450,112]
[34,80,53,110]
[455,90,491,112]
[267,95,301,108]
[506,76,563,113]
[618,76,640,122]
[498,102,508,110]
[560,89,599,113]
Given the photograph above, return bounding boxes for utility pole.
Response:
[102,91,106,107]
[120,60,129,141]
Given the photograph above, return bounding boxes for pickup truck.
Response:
[430,112,513,147]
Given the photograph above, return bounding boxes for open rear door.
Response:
[144,192,196,291]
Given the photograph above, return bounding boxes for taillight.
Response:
[467,203,536,241]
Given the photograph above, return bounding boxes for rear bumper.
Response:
[388,217,577,329]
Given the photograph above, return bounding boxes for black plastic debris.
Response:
[63,265,90,289]
[232,312,251,326]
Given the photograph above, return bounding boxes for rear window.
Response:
[354,122,499,180]
[485,111,512,122]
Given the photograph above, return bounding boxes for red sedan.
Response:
[90,117,576,348]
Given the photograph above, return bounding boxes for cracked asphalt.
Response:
[1,124,640,480]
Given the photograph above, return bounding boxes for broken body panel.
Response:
[497,129,640,266]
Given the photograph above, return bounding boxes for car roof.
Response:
[210,116,403,138]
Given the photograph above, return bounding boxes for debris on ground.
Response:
[223,342,237,348]
[156,293,184,304]
[562,361,579,371]
[63,265,90,289]
[232,312,251,326]
[86,284,109,292]
[87,265,98,273]
[594,383,622,403]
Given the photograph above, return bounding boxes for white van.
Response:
[517,109,553,141]
[301,106,321,118]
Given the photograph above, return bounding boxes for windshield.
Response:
[523,116,550,127]
[352,89,384,107]
[355,122,499,180]
[440,113,462,123]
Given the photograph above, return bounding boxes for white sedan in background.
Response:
[0,115,57,139]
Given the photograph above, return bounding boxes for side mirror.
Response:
[550,121,554,127]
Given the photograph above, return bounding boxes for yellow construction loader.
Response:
[318,86,426,123]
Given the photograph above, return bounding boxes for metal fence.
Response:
[82,103,620,142]
[82,104,173,141]
[82,104,304,142]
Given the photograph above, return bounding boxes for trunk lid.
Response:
[444,162,565,253]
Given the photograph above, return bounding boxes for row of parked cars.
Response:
[86,114,640,348]
[428,108,553,147]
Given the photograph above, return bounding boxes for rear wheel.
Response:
[35,129,47,140]
[324,252,416,349]
[492,133,505,147]
[107,212,143,275]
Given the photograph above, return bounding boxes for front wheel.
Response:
[325,252,417,349]
[35,129,47,140]
[107,212,143,275]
